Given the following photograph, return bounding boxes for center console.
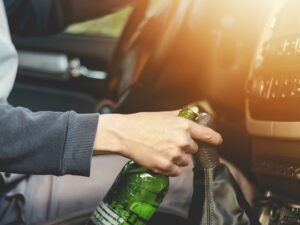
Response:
[246,0,300,224]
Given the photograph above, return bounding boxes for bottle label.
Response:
[91,202,125,225]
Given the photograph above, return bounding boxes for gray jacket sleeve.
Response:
[0,104,98,176]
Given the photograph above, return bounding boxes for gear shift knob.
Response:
[194,112,219,169]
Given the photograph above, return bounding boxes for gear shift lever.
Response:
[188,110,260,225]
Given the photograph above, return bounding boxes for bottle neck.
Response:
[178,108,220,169]
[178,107,200,121]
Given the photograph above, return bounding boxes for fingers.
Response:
[189,122,223,145]
[163,164,182,177]
[172,153,191,167]
[163,110,223,146]
[122,110,223,178]
[168,166,181,177]
[153,151,191,176]
[152,160,182,177]
[183,138,198,154]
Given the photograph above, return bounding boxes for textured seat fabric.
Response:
[1,155,256,224]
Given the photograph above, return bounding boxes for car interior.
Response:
[8,0,300,224]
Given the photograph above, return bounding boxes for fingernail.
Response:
[219,137,223,144]
[204,133,213,140]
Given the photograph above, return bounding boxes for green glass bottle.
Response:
[87,107,200,225]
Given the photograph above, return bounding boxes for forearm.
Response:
[0,104,98,176]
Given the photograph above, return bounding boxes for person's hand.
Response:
[93,111,222,176]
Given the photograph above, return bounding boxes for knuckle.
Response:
[192,142,199,152]
[180,120,191,131]
[181,160,189,167]
[171,149,182,159]
[176,136,189,147]
[162,161,174,171]
[203,132,213,141]
[152,167,160,174]
[172,168,181,177]
[194,147,199,154]
[182,155,190,164]
[186,140,198,154]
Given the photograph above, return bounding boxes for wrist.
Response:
[93,114,126,155]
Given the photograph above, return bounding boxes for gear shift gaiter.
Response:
[188,111,260,225]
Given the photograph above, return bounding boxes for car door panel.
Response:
[10,34,118,113]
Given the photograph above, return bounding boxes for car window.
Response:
[65,7,132,38]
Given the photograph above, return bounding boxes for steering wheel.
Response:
[109,0,193,112]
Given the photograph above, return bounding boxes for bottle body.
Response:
[88,107,200,225]
[87,161,169,225]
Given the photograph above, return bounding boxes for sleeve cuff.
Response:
[61,111,99,176]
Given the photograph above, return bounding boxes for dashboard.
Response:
[246,1,300,223]
[247,0,300,123]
